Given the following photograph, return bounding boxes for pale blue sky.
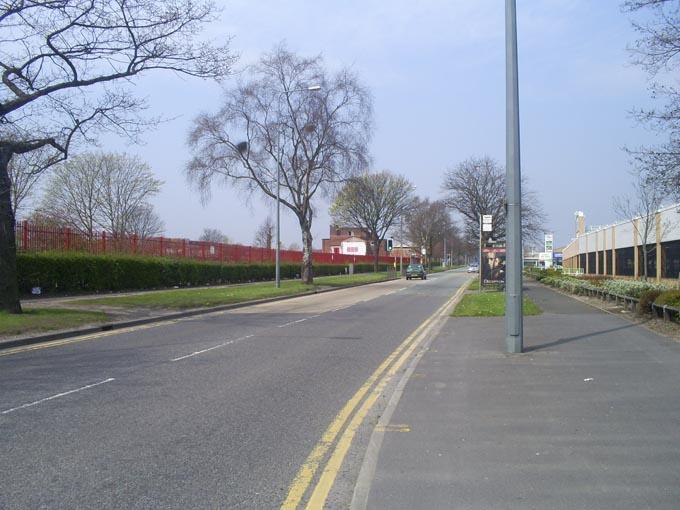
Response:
[99,0,661,250]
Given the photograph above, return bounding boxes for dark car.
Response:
[406,263,426,280]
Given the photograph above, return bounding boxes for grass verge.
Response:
[452,291,542,317]
[0,309,109,337]
[71,272,393,310]
[467,277,480,291]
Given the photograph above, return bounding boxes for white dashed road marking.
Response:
[2,378,115,415]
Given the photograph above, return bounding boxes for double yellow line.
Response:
[282,282,469,509]
[0,320,179,358]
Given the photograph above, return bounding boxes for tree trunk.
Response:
[642,244,648,281]
[300,219,314,285]
[373,235,380,273]
[0,147,22,313]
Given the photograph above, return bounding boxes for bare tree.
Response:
[330,171,414,271]
[39,153,104,237]
[199,228,230,244]
[97,154,163,236]
[407,199,453,269]
[8,148,52,217]
[186,45,373,284]
[623,0,680,198]
[38,152,162,238]
[127,204,164,240]
[0,1,235,312]
[613,171,670,280]
[442,156,546,245]
[253,216,275,250]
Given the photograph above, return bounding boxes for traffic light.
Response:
[386,238,393,252]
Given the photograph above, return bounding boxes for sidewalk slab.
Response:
[365,283,680,510]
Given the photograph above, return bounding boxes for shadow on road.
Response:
[524,322,637,352]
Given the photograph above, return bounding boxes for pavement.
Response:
[359,281,680,509]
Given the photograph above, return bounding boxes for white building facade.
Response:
[562,203,680,282]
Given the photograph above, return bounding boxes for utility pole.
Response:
[505,0,523,353]
[399,216,404,276]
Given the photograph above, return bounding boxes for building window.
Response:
[615,247,634,276]
[662,240,680,278]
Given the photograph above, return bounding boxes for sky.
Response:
[89,0,663,250]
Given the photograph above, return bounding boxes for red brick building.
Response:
[321,225,390,256]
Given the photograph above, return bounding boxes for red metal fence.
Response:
[15,221,396,266]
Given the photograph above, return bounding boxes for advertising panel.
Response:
[481,246,506,288]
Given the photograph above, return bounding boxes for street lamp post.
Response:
[399,215,404,276]
[505,0,523,353]
[275,84,321,288]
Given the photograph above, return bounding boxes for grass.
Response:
[0,309,109,337]
[452,291,542,317]
[467,277,480,291]
[72,272,394,310]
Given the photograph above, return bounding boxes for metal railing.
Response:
[15,221,397,266]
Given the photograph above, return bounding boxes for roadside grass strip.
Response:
[71,273,393,309]
[452,291,542,317]
[0,309,109,336]
[281,282,469,510]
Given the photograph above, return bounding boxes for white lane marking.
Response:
[171,340,235,361]
[397,287,407,292]
[171,333,256,361]
[2,378,115,415]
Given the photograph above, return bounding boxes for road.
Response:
[0,270,467,509]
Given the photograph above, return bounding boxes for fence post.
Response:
[102,231,107,253]
[64,227,71,251]
[159,236,164,257]
[21,220,29,250]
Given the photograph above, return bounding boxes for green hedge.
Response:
[655,290,680,309]
[17,252,391,295]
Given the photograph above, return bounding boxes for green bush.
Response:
[17,252,389,295]
[655,290,680,309]
[580,275,612,286]
[600,279,668,299]
[525,267,563,281]
[638,289,662,315]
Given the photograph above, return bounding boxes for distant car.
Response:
[467,264,479,273]
[406,263,426,280]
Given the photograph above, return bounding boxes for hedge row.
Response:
[527,267,680,315]
[17,252,392,295]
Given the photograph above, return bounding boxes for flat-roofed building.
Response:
[562,203,680,282]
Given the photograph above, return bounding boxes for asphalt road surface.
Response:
[0,270,466,509]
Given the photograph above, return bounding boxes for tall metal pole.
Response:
[399,216,404,276]
[443,237,447,267]
[275,164,281,288]
[505,0,523,353]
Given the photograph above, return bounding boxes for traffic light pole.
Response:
[505,0,523,353]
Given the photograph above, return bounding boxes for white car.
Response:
[467,264,479,273]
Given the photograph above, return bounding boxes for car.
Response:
[406,263,427,280]
[467,264,479,273]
